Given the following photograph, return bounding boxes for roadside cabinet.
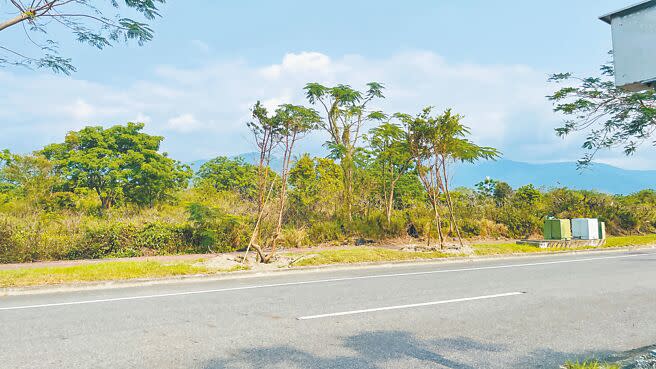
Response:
[572,218,600,240]
[598,221,606,240]
[544,219,572,240]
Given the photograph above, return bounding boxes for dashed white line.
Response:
[297,292,526,320]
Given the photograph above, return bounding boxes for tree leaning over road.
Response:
[304,82,386,222]
[548,60,656,167]
[0,0,165,74]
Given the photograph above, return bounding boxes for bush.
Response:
[278,227,309,248]
[308,220,344,244]
[187,202,251,253]
[136,222,192,254]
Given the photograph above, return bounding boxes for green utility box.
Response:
[544,219,572,240]
[598,221,606,240]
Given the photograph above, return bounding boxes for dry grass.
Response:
[289,247,455,267]
[0,260,248,288]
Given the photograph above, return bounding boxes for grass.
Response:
[289,247,454,267]
[291,234,656,267]
[3,234,654,288]
[604,234,656,248]
[562,360,620,369]
[0,260,249,288]
[471,243,595,256]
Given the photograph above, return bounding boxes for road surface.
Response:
[1,249,655,368]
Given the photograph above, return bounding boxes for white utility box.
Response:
[601,1,656,91]
[572,218,600,240]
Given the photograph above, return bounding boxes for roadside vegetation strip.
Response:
[288,248,456,267]
[289,237,649,266]
[562,360,620,369]
[0,260,247,288]
[604,234,656,248]
[471,243,593,255]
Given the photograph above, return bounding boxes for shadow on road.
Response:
[202,330,620,369]
[202,330,504,369]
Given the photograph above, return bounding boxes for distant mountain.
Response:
[188,156,655,195]
[187,152,283,173]
[451,159,656,195]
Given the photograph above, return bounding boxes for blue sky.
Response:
[1,0,654,169]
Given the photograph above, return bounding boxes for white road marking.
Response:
[0,252,649,311]
[297,292,525,320]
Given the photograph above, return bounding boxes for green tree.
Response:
[42,122,191,209]
[266,104,320,261]
[548,61,656,166]
[400,107,500,249]
[288,154,343,220]
[0,0,164,74]
[244,101,282,262]
[367,121,413,224]
[304,82,386,221]
[0,151,60,207]
[195,157,258,199]
[475,177,497,198]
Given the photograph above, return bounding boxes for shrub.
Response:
[278,227,309,248]
[308,220,344,244]
[187,202,251,253]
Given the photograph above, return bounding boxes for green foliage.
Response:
[0,84,655,265]
[304,82,386,219]
[562,360,619,369]
[288,154,343,220]
[42,123,191,209]
[0,0,165,74]
[195,157,258,199]
[187,203,251,253]
[548,60,656,166]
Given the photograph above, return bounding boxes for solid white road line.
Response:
[297,292,525,320]
[0,252,649,311]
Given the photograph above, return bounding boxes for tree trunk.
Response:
[386,179,398,226]
[431,196,444,249]
[341,153,354,222]
[265,134,295,263]
[440,161,465,250]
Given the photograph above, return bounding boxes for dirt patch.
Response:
[200,253,297,271]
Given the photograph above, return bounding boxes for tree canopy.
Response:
[548,60,656,166]
[41,122,190,208]
[304,82,386,220]
[0,0,165,74]
[195,157,259,200]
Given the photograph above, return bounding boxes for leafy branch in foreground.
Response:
[548,60,656,167]
[0,0,165,74]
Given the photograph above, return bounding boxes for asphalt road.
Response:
[1,249,656,369]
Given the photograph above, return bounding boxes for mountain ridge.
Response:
[188,154,655,195]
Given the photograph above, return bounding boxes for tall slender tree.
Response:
[367,121,413,225]
[265,104,320,262]
[244,102,281,262]
[304,82,386,221]
[399,108,500,250]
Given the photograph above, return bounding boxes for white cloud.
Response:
[0,51,651,169]
[167,113,202,133]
